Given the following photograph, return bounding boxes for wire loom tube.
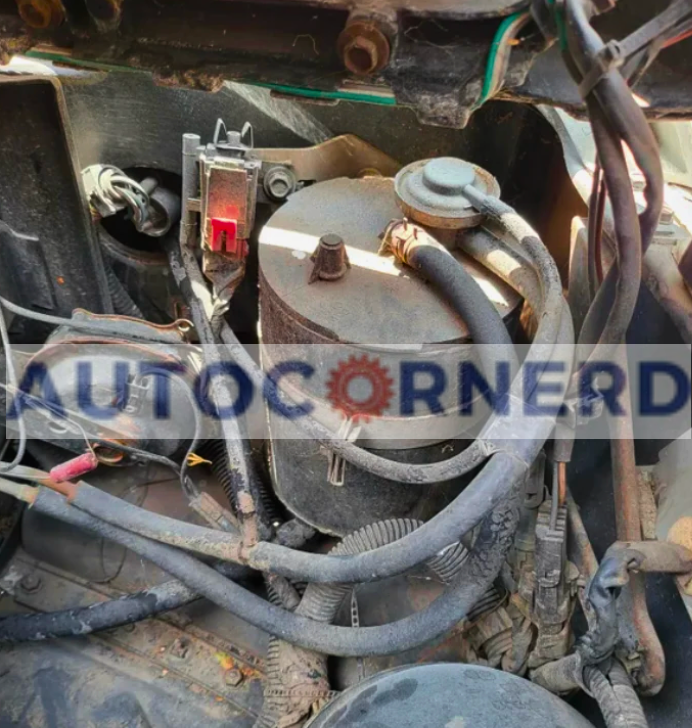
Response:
[0,562,250,643]
[26,486,519,657]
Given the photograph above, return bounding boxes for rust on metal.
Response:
[608,345,666,697]
[16,0,64,29]
[337,18,391,76]
[84,0,123,32]
[668,517,692,595]
[255,135,401,183]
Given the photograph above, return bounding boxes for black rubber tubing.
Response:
[0,562,250,643]
[104,263,144,320]
[29,486,519,657]
[68,451,529,583]
[382,220,519,377]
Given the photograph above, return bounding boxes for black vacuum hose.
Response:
[0,562,250,643]
[27,485,519,657]
[259,518,470,728]
[104,263,144,319]
[381,220,519,377]
[66,452,527,583]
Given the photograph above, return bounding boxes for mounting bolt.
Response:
[16,0,64,29]
[20,573,42,594]
[310,234,351,283]
[337,18,391,76]
[264,166,297,202]
[224,668,244,687]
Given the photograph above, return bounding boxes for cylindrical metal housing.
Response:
[258,175,521,535]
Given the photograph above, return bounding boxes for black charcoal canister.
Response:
[258,172,521,535]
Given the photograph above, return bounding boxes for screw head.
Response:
[344,36,379,75]
[17,0,63,29]
[264,166,296,202]
[224,668,244,686]
[20,573,42,593]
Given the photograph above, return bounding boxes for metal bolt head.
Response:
[337,20,391,76]
[344,36,379,75]
[224,668,244,687]
[20,573,42,593]
[264,166,296,202]
[17,0,64,29]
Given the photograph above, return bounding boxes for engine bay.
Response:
[1,2,692,727]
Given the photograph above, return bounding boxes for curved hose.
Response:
[26,485,519,657]
[259,518,469,728]
[104,263,144,319]
[64,451,527,583]
[0,562,250,643]
[563,0,664,355]
[381,220,519,376]
[584,663,649,728]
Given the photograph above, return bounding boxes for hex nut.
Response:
[337,21,391,76]
[17,0,64,29]
[264,166,297,202]
[224,668,244,686]
[20,573,42,593]
[344,36,380,75]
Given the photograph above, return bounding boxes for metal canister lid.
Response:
[259,177,519,346]
[395,157,501,229]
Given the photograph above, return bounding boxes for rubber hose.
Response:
[585,664,649,728]
[576,100,642,356]
[608,662,649,728]
[205,439,282,526]
[382,221,519,377]
[260,519,469,728]
[298,519,468,622]
[0,562,250,643]
[104,263,144,319]
[29,486,519,657]
[67,452,527,583]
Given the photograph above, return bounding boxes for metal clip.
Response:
[326,418,362,486]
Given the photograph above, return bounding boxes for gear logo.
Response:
[326,354,394,422]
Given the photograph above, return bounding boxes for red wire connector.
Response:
[210,218,248,257]
[49,451,99,484]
